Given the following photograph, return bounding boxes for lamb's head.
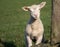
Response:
[22,2,46,19]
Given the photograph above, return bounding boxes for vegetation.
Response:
[0,0,51,47]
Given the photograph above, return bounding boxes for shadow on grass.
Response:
[55,42,60,47]
[0,39,16,47]
[58,45,60,47]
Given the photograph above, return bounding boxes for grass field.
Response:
[0,0,51,47]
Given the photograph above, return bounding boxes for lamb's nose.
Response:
[34,14,37,16]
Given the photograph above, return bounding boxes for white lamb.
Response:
[22,2,46,47]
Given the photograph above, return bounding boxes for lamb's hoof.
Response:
[35,43,41,47]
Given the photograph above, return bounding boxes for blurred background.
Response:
[0,0,51,47]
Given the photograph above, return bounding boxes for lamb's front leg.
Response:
[26,35,32,47]
[35,35,43,45]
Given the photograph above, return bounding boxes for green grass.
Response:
[0,0,51,47]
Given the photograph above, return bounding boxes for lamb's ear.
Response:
[22,6,30,11]
[39,2,46,9]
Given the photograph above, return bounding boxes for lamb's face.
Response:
[22,2,46,19]
[29,5,40,19]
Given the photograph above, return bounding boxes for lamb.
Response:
[22,2,46,47]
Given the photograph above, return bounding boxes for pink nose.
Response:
[34,14,37,16]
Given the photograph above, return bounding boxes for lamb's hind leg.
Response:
[26,35,32,47]
[35,35,43,45]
